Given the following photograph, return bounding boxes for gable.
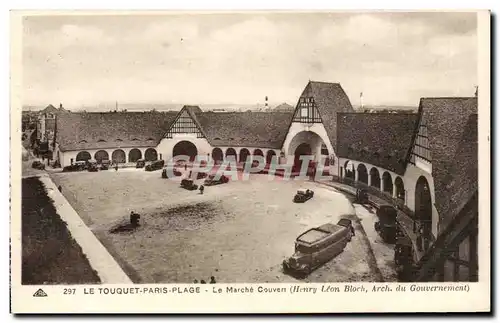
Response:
[165,110,205,139]
[409,111,432,173]
[292,97,323,123]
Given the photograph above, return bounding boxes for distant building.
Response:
[274,103,294,112]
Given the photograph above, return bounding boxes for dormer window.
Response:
[79,140,87,143]
[146,137,154,141]
[131,138,139,141]
[97,139,106,143]
[214,137,221,140]
[116,139,123,142]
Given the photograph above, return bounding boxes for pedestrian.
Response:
[209,276,216,284]
[199,185,204,195]
[417,223,424,252]
[58,185,62,192]
[115,164,119,172]
[200,280,206,284]
[184,164,187,171]
[193,279,198,284]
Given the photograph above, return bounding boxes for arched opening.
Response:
[293,143,312,173]
[370,167,381,189]
[94,150,109,164]
[172,141,196,161]
[395,177,405,201]
[382,172,393,195]
[145,148,158,161]
[357,164,368,184]
[128,148,142,163]
[344,160,355,179]
[415,176,433,251]
[211,148,223,164]
[226,148,237,161]
[287,131,325,173]
[76,151,91,162]
[254,149,264,158]
[239,148,250,163]
[112,149,126,164]
[266,150,276,165]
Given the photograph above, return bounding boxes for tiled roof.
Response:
[438,114,478,231]
[196,111,294,148]
[336,112,419,175]
[56,111,178,151]
[418,97,478,222]
[295,81,355,150]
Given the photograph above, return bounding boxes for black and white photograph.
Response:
[11,10,490,313]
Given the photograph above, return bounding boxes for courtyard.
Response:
[49,168,396,283]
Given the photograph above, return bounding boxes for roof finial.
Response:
[474,86,478,97]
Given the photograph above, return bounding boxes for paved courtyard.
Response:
[50,169,395,283]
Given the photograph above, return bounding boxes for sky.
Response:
[22,12,478,109]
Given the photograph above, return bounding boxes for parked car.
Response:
[87,160,99,172]
[204,174,229,186]
[336,217,355,241]
[355,188,369,204]
[282,220,353,276]
[162,167,182,178]
[145,160,165,171]
[31,160,45,170]
[100,160,110,170]
[62,161,86,172]
[136,159,146,169]
[195,172,208,180]
[374,205,398,243]
[180,178,198,191]
[293,189,314,203]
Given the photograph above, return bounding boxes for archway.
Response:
[173,141,197,161]
[287,131,325,171]
[370,167,381,189]
[415,176,433,251]
[76,151,91,162]
[293,143,312,173]
[266,150,276,165]
[211,148,223,164]
[145,148,158,161]
[94,150,109,164]
[357,164,368,184]
[395,177,405,201]
[128,149,142,163]
[112,149,126,164]
[382,172,393,195]
[254,149,264,158]
[226,148,237,161]
[239,148,250,163]
[344,160,355,180]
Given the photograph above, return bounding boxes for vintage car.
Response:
[31,160,45,170]
[355,188,369,204]
[374,205,398,243]
[136,159,146,168]
[63,161,87,172]
[181,178,199,191]
[87,160,99,172]
[204,174,229,186]
[293,189,314,203]
[162,167,182,178]
[100,160,110,170]
[282,219,354,275]
[145,160,165,171]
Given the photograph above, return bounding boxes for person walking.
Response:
[209,276,216,284]
[199,185,205,195]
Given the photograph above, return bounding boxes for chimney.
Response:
[265,96,268,109]
[475,86,478,97]
[59,103,63,109]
